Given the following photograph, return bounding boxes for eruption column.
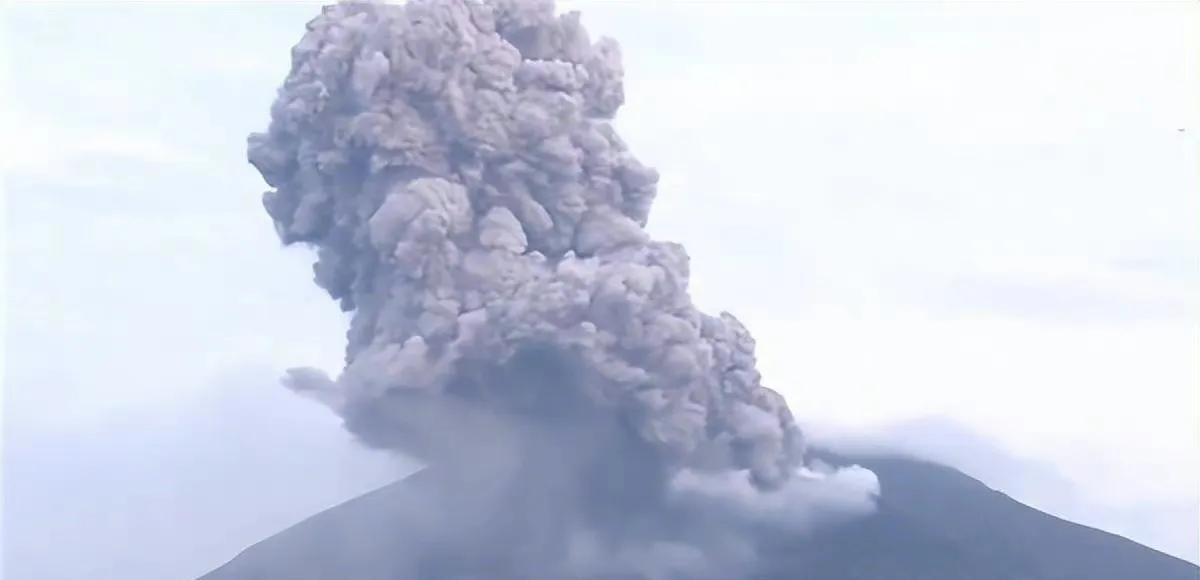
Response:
[251,0,804,496]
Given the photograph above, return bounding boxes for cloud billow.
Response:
[249,0,877,576]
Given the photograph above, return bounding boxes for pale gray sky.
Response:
[3,2,1198,578]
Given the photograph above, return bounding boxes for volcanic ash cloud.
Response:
[249,2,877,558]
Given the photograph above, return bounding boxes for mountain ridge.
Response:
[200,452,1198,580]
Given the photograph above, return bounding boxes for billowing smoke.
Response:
[249,0,876,576]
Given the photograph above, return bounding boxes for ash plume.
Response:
[249,0,877,576]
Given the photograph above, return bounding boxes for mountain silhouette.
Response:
[200,452,1198,580]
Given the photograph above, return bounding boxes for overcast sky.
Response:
[3,2,1197,578]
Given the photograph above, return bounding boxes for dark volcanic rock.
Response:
[201,455,1199,580]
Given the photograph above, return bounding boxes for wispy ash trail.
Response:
[249,0,877,576]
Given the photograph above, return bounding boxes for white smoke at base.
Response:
[670,464,881,531]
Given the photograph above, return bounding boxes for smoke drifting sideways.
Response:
[249,0,878,576]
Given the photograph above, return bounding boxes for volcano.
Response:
[227,1,1200,578]
[200,453,1199,580]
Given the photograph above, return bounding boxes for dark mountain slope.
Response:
[201,455,1199,580]
[199,470,444,580]
[756,454,1198,580]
